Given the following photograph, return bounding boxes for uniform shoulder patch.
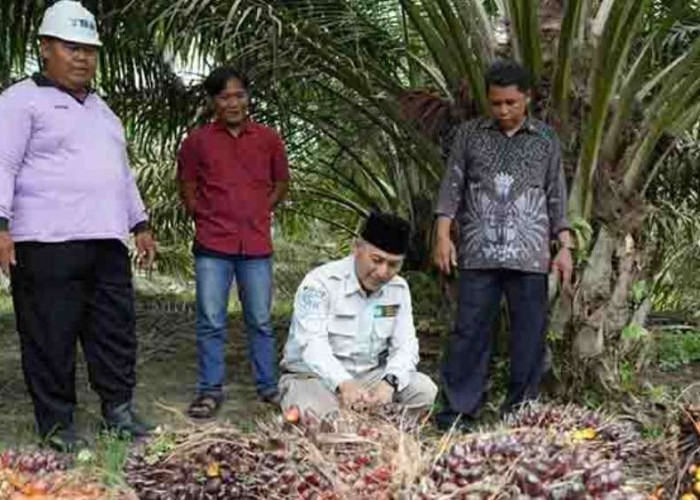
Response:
[296,284,328,317]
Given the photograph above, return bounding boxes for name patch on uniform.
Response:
[374,304,400,318]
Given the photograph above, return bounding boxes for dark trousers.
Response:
[10,240,137,436]
[440,269,548,419]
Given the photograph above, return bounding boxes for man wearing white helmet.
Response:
[0,0,156,450]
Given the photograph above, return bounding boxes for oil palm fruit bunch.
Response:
[0,448,71,475]
[659,462,700,500]
[428,428,647,499]
[125,441,339,500]
[505,403,645,460]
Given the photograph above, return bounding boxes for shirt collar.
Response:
[31,72,93,104]
[341,256,385,298]
[479,116,539,135]
[213,118,255,136]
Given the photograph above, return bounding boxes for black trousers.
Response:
[440,269,548,418]
[10,240,137,436]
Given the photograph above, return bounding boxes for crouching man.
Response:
[279,212,437,417]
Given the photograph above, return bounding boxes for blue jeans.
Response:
[195,255,277,397]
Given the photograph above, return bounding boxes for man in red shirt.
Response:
[177,67,290,418]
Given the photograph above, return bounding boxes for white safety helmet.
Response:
[38,0,102,47]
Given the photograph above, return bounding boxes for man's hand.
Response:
[434,237,457,275]
[178,180,197,217]
[135,230,156,270]
[552,247,573,296]
[337,380,365,408]
[0,231,15,276]
[365,381,394,407]
[433,217,457,275]
[270,181,289,210]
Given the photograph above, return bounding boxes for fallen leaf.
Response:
[206,462,220,478]
[571,427,597,441]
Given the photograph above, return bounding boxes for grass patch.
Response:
[0,291,14,329]
[656,329,700,371]
[88,431,131,487]
[142,430,177,465]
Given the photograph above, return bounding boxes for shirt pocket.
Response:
[464,133,497,181]
[244,146,273,183]
[328,315,357,358]
[374,317,395,339]
[372,317,395,359]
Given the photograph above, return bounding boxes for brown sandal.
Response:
[187,394,221,419]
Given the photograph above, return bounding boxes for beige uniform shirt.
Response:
[281,255,419,392]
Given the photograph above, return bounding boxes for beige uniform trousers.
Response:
[279,369,437,417]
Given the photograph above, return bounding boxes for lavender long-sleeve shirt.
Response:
[0,74,147,243]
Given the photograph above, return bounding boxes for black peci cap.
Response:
[360,212,411,256]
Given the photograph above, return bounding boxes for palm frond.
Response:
[551,0,587,134]
[505,0,542,84]
[622,34,700,194]
[569,0,652,220]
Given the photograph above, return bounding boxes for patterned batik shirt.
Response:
[435,117,569,274]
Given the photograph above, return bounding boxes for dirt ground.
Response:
[0,298,281,446]
[0,295,444,447]
[0,290,696,448]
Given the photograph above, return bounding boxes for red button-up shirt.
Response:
[177,120,290,256]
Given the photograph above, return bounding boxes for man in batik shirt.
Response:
[434,60,573,430]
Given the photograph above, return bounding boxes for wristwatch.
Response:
[382,374,399,392]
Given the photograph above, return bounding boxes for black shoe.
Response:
[42,425,89,453]
[259,389,281,406]
[102,402,154,439]
[435,410,476,433]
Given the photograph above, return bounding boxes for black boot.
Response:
[435,409,477,433]
[42,424,89,453]
[102,402,154,438]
